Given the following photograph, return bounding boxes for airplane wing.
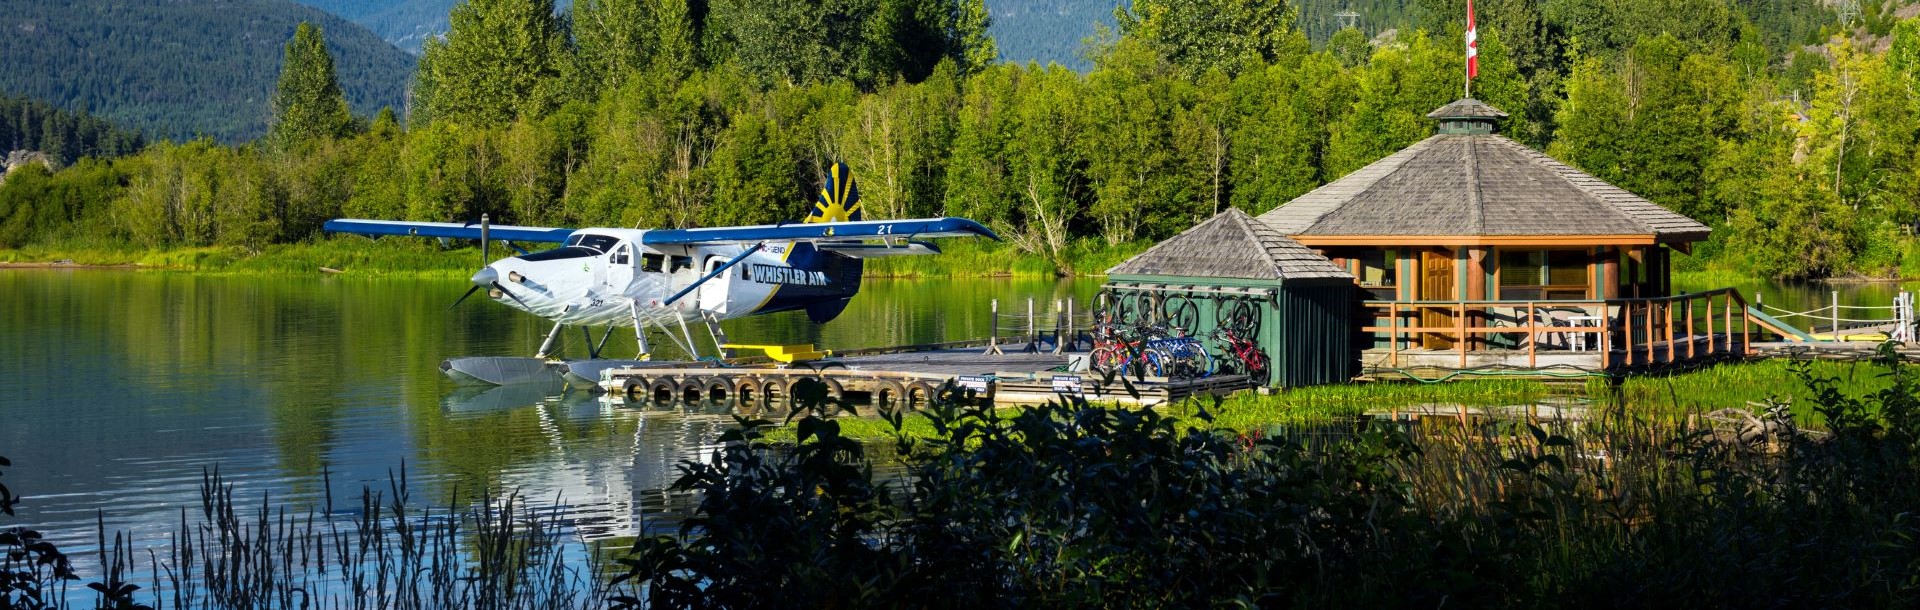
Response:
[323,219,575,243]
[638,217,999,246]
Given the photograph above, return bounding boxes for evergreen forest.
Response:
[3,0,1920,281]
[0,0,416,142]
[0,97,147,167]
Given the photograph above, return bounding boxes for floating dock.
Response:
[591,348,1254,409]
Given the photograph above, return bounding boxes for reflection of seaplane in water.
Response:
[326,162,999,385]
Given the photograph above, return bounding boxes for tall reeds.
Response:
[25,467,619,610]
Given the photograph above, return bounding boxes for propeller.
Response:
[449,284,482,310]
[492,281,535,311]
[449,266,533,312]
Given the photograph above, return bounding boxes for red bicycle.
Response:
[1211,327,1268,381]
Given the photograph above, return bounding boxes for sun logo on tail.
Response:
[806,162,862,224]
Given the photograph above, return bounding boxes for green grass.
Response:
[0,236,482,278]
[1596,359,1893,424]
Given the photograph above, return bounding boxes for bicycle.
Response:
[1091,321,1212,379]
[1211,327,1268,381]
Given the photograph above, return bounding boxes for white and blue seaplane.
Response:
[324,163,998,385]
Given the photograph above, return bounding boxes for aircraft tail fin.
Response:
[805,162,862,224]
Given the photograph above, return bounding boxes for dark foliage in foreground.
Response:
[615,346,1920,608]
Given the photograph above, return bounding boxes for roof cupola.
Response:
[1428,98,1507,135]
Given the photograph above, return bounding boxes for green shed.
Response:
[1100,209,1358,388]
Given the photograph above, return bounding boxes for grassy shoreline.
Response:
[0,237,1145,279]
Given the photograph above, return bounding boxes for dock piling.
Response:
[985,299,1003,355]
[1832,291,1840,336]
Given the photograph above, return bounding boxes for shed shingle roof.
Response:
[1257,101,1710,242]
[1107,208,1352,282]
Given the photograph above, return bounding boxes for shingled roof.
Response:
[1257,99,1710,243]
[1107,208,1352,282]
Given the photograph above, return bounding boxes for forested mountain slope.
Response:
[0,0,416,142]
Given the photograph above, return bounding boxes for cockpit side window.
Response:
[608,243,631,265]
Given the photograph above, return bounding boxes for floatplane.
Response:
[325,163,999,385]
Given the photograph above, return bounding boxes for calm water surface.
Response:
[0,269,1099,551]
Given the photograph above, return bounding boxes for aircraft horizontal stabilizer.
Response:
[640,217,998,246]
[323,219,574,243]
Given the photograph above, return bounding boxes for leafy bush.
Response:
[614,349,1920,608]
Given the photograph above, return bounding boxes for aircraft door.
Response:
[699,255,731,314]
[605,243,634,294]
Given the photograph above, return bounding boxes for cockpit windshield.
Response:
[518,233,621,262]
[564,233,619,253]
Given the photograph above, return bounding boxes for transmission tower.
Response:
[1335,2,1360,30]
[1837,0,1861,27]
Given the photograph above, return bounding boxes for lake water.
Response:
[0,268,1903,554]
[0,269,1099,552]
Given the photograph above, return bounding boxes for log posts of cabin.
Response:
[1457,301,1468,368]
[1626,247,1646,298]
[1388,302,1400,367]
[1705,297,1715,356]
[1467,247,1488,351]
[1645,302,1655,366]
[1726,293,1736,356]
[1687,297,1697,360]
[1526,301,1537,368]
[1600,247,1619,300]
[1664,298,1676,363]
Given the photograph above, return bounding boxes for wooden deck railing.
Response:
[1360,288,1755,370]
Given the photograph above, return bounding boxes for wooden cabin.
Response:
[1252,99,1749,375]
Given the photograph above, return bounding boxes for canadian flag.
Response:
[1466,0,1479,80]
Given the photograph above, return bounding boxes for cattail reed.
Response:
[64,466,618,610]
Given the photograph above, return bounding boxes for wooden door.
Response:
[1420,249,1456,350]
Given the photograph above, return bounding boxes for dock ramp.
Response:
[1745,306,1818,343]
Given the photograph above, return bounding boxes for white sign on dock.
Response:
[957,375,990,393]
[1050,375,1083,395]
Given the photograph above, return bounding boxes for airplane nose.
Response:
[470,267,498,287]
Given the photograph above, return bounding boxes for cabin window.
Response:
[1499,250,1589,300]
[609,245,631,265]
[641,253,664,273]
[1355,249,1397,300]
[669,255,692,273]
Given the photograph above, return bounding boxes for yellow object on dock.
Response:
[723,343,831,363]
[1807,331,1893,342]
